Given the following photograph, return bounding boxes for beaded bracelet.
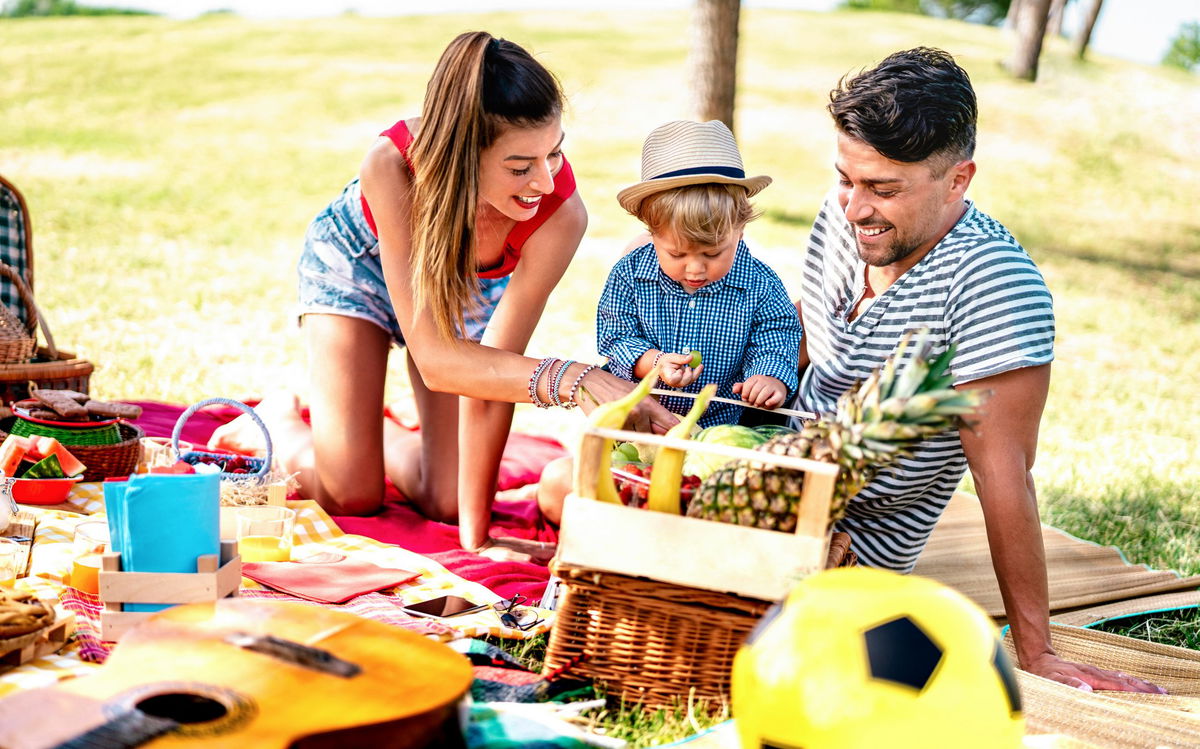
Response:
[565,364,598,409]
[548,359,576,408]
[528,357,557,408]
[651,350,666,369]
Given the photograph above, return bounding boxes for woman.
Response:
[214,32,675,553]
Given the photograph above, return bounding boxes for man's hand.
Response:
[733,375,787,409]
[658,353,702,388]
[1023,652,1166,694]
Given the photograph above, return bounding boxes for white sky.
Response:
[77,0,1198,67]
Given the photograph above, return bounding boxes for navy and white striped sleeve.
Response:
[946,241,1055,385]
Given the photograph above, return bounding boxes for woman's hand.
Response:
[573,367,679,434]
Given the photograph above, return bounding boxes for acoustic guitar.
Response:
[0,598,473,748]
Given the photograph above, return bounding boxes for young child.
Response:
[535,120,801,527]
[597,119,801,428]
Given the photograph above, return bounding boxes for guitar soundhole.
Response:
[135,693,228,724]
[110,682,257,738]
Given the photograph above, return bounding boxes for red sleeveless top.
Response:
[361,120,577,280]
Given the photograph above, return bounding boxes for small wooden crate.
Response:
[0,609,75,672]
[99,540,241,642]
[542,424,839,708]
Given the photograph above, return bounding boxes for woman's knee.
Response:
[536,456,574,527]
[314,479,384,516]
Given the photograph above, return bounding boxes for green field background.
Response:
[2,9,1198,584]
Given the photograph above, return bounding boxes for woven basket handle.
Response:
[0,262,58,359]
[172,397,274,479]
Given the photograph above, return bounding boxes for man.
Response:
[794,47,1163,693]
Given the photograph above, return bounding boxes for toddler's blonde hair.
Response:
[635,183,759,247]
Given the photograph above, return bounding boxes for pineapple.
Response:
[686,329,984,532]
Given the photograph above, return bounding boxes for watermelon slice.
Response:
[21,453,66,479]
[0,434,32,477]
[29,436,86,478]
[149,460,196,475]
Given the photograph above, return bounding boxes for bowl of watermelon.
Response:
[0,433,88,506]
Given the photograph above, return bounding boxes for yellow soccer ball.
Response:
[732,567,1023,749]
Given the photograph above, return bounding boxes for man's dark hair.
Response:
[828,47,977,171]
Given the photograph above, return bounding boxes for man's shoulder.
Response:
[929,204,1042,278]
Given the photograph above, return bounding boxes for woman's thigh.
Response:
[304,312,395,515]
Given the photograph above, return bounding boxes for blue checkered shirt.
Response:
[597,240,802,427]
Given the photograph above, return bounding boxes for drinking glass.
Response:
[236,506,295,563]
[0,538,22,587]
[70,520,109,596]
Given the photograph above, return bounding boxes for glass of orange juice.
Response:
[236,506,295,563]
[70,520,109,596]
[0,538,22,587]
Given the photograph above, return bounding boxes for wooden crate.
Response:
[543,424,839,708]
[99,540,241,641]
[0,609,75,672]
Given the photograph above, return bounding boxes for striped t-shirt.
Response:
[792,193,1055,572]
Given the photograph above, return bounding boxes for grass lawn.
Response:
[3,8,1198,744]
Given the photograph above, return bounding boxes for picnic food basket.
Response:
[0,417,143,482]
[0,177,93,403]
[0,265,36,364]
[172,398,273,483]
[542,423,844,708]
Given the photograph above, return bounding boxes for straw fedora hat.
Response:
[617,120,772,215]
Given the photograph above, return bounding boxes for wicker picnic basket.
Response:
[0,264,92,404]
[542,423,849,709]
[0,417,142,482]
[0,265,36,364]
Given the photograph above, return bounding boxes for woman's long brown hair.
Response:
[407,31,563,340]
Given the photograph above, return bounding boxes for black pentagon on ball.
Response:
[863,616,944,692]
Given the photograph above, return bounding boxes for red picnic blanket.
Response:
[128,401,566,603]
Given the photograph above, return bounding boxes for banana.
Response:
[583,363,663,503]
[646,384,715,514]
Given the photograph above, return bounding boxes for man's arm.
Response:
[960,364,1164,693]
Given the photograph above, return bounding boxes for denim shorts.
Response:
[297,178,510,345]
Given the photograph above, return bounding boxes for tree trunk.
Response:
[1046,0,1067,37]
[688,0,741,134]
[1072,0,1104,59]
[1006,0,1053,81]
[1004,0,1024,29]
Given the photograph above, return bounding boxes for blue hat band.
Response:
[650,165,747,181]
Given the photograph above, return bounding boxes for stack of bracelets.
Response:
[527,357,598,409]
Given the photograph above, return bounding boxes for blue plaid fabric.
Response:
[0,179,33,325]
[597,240,801,427]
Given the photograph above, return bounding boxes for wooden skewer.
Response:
[649,388,817,421]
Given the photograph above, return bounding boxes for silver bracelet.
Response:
[549,359,575,408]
[528,357,557,408]
[565,364,598,409]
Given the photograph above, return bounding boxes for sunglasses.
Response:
[492,594,545,631]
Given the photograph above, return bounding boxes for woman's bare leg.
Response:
[303,314,395,515]
[384,351,461,523]
[210,314,393,514]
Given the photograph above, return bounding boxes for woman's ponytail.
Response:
[408,31,563,341]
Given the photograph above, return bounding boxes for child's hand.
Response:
[733,375,787,409]
[658,353,703,388]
